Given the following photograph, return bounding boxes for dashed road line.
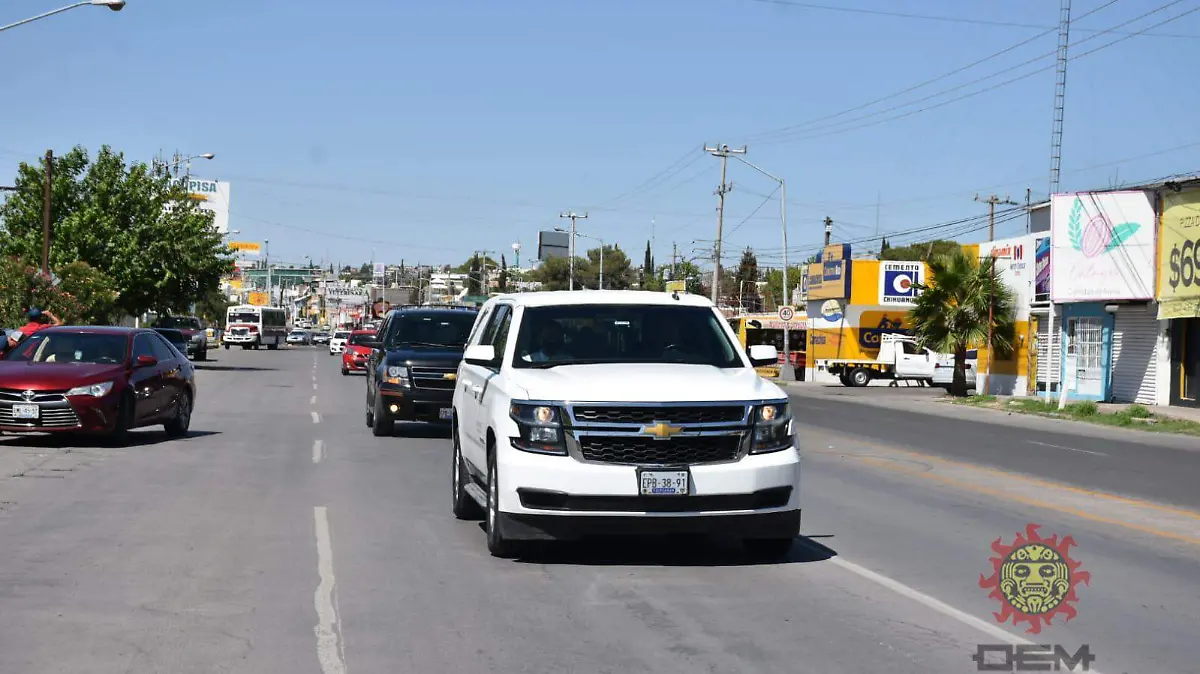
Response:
[1028,440,1107,456]
[312,507,346,674]
[311,395,318,405]
[312,411,321,424]
[312,440,324,464]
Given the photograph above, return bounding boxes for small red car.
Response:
[0,326,196,445]
[341,330,376,375]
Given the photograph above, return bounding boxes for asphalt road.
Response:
[0,348,1195,673]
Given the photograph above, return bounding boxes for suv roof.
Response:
[481,290,713,309]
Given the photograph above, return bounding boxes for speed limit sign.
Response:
[778,305,795,322]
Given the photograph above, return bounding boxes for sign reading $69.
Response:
[1162,190,1200,302]
[1167,237,1200,289]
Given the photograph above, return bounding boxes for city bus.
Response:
[728,313,807,380]
[223,305,288,350]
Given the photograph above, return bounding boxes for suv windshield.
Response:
[155,316,202,330]
[385,313,476,349]
[512,305,742,369]
[3,332,128,365]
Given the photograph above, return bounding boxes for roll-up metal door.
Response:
[1035,312,1061,390]
[1111,304,1158,404]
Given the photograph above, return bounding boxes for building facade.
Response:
[1157,182,1200,408]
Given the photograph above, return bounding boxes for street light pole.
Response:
[0,0,125,34]
[559,211,587,291]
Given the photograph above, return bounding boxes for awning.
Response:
[1157,298,1200,320]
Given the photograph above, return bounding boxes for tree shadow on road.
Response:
[0,429,220,449]
[496,533,838,567]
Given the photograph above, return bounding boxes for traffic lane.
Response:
[313,362,1055,674]
[799,442,1200,674]
[790,388,1200,511]
[0,347,323,674]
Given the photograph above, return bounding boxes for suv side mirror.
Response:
[135,354,158,368]
[463,344,496,366]
[747,344,778,367]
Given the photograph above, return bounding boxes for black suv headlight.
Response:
[750,401,794,454]
[509,402,567,456]
[383,365,409,387]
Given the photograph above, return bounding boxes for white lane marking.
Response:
[313,507,347,674]
[312,439,324,464]
[311,395,318,405]
[313,383,319,391]
[1028,440,1107,456]
[312,411,320,424]
[825,556,1111,674]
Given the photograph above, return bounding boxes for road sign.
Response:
[778,305,795,322]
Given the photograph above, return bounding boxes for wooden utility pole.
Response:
[823,216,833,246]
[703,144,746,306]
[974,193,1019,241]
[42,150,53,276]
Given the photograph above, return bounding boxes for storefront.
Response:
[1157,183,1200,407]
[1050,190,1161,403]
[962,234,1038,396]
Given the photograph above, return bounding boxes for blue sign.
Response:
[879,261,923,305]
[858,313,911,350]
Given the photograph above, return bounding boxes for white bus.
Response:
[223,305,288,350]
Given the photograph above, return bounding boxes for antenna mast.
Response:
[1048,0,1071,197]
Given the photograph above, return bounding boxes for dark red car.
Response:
[0,326,196,445]
[341,330,376,376]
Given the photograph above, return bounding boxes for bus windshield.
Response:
[229,311,259,323]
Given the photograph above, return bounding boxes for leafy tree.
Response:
[532,255,586,291]
[909,251,1016,397]
[0,257,119,326]
[455,255,497,274]
[734,247,761,312]
[880,239,961,262]
[194,286,232,326]
[467,253,482,295]
[499,254,509,292]
[0,146,233,318]
[582,244,633,290]
[643,241,654,278]
[880,237,891,257]
[761,264,807,309]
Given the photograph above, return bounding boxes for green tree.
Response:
[532,255,586,291]
[909,251,1016,397]
[455,255,497,274]
[498,254,509,292]
[0,257,119,326]
[467,253,482,295]
[880,239,961,262]
[734,247,761,312]
[0,146,233,318]
[583,244,633,290]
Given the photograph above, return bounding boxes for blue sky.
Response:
[3,0,1199,271]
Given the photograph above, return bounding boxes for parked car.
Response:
[287,329,312,346]
[449,290,799,559]
[152,328,191,358]
[341,330,377,376]
[328,330,351,356]
[364,305,478,434]
[152,315,208,361]
[932,349,979,391]
[0,326,196,445]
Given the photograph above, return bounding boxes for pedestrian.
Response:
[18,307,60,338]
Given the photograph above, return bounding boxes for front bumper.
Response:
[329,344,346,354]
[494,444,801,538]
[224,334,256,344]
[343,354,369,371]
[378,385,453,422]
[0,395,120,434]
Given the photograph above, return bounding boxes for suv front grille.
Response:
[572,405,746,424]
[410,366,457,390]
[578,435,742,465]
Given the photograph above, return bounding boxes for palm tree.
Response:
[909,250,1016,397]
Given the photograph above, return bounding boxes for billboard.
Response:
[806,243,852,300]
[185,178,231,234]
[228,241,261,256]
[878,261,923,305]
[1050,191,1156,302]
[248,291,269,306]
[373,262,386,282]
[538,230,570,261]
[1157,188,1200,319]
[1034,236,1051,302]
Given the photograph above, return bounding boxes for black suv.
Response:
[364,305,480,436]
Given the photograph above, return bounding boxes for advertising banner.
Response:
[806,243,853,300]
[1158,189,1200,319]
[185,178,231,234]
[857,311,912,350]
[878,261,924,305]
[1035,236,1051,302]
[248,291,269,306]
[228,241,261,256]
[1050,191,1156,302]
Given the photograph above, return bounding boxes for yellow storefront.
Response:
[1158,186,1200,407]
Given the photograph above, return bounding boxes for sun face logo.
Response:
[979,523,1090,634]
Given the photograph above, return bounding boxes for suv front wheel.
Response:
[452,422,483,520]
[485,445,516,558]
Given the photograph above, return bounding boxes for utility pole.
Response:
[704,144,746,306]
[823,217,833,246]
[559,211,587,291]
[974,194,1019,241]
[41,150,53,276]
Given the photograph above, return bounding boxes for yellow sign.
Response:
[664,280,686,293]
[228,241,262,255]
[248,291,269,306]
[640,422,683,440]
[1158,189,1200,319]
[806,244,853,300]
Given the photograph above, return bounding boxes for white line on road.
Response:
[313,383,318,391]
[311,395,318,405]
[312,439,324,464]
[313,507,347,674]
[1028,440,1107,456]
[825,556,1110,674]
[312,411,320,424]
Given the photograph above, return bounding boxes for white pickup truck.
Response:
[821,333,937,387]
[450,290,802,559]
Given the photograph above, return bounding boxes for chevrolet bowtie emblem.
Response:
[641,421,683,440]
[443,373,457,381]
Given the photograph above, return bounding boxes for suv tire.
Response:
[452,422,483,520]
[371,394,392,437]
[485,445,516,558]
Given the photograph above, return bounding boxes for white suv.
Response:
[328,330,351,356]
[450,290,800,559]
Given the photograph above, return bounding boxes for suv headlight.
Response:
[66,381,114,398]
[750,401,794,454]
[509,402,567,455]
[384,365,409,386]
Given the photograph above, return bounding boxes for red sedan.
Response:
[0,326,196,445]
[341,330,376,375]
